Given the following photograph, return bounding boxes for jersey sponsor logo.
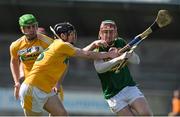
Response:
[36,52,44,61]
[18,46,44,61]
[36,48,49,61]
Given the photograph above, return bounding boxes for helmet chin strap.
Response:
[24,33,37,41]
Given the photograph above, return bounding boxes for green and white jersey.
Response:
[95,37,136,99]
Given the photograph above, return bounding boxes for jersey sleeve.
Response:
[9,42,18,59]
[38,33,54,45]
[58,42,76,56]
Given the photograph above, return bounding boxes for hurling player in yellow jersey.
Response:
[10,14,55,100]
[19,22,119,116]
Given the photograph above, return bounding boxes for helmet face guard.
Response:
[100,20,116,30]
[99,20,118,41]
[19,14,39,40]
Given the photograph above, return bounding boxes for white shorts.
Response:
[19,83,56,113]
[106,86,144,113]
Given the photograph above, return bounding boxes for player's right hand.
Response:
[14,82,20,100]
[117,51,133,60]
[107,49,119,59]
[108,47,118,52]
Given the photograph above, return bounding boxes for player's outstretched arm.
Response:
[74,48,119,60]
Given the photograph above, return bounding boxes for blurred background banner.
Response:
[0,88,112,115]
[64,90,112,115]
[0,88,21,110]
[0,0,179,116]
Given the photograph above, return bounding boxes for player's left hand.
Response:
[14,82,20,100]
[117,51,133,60]
[52,86,64,101]
[52,87,59,94]
[93,40,108,48]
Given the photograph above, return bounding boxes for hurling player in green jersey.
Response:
[93,20,153,116]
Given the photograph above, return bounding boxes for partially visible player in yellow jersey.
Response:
[9,14,54,100]
[19,22,119,116]
[37,27,65,101]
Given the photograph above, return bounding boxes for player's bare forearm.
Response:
[83,42,96,51]
[10,58,20,85]
[74,48,118,60]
